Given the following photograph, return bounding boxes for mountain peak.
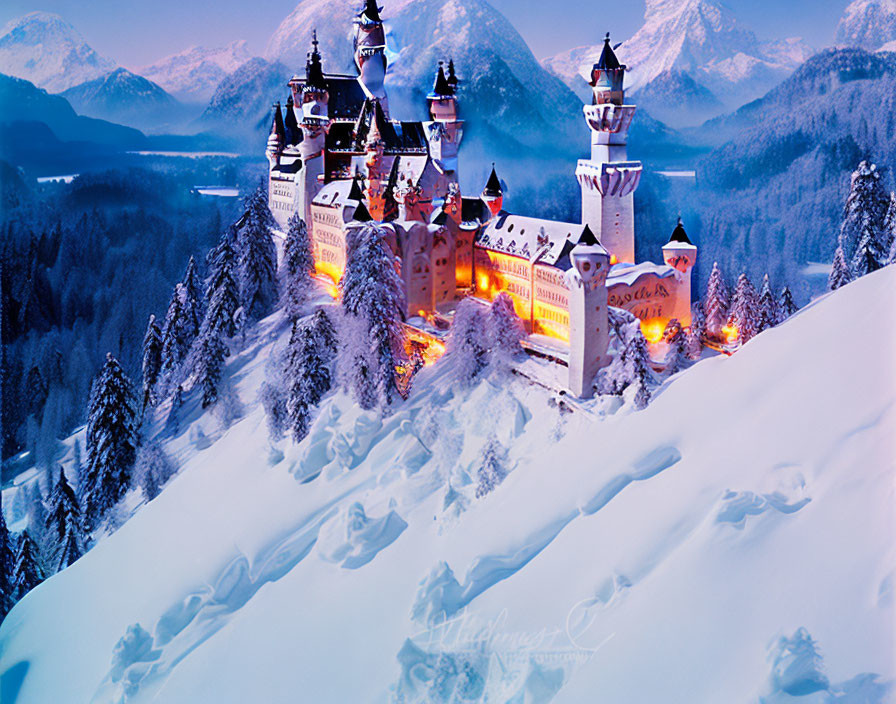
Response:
[0,11,116,93]
[138,40,253,103]
[836,0,896,51]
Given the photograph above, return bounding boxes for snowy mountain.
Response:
[138,41,253,104]
[60,68,191,134]
[263,0,583,156]
[835,0,896,51]
[542,0,813,126]
[0,12,116,93]
[1,258,893,702]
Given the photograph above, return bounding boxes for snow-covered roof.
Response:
[311,179,359,208]
[607,261,677,287]
[477,214,600,269]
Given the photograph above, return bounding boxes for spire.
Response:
[284,94,299,145]
[270,101,285,141]
[595,32,622,71]
[428,61,454,99]
[348,171,365,203]
[446,59,458,89]
[483,163,502,198]
[305,29,327,92]
[359,0,383,23]
[382,157,400,222]
[668,217,693,245]
[579,224,598,246]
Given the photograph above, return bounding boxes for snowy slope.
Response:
[137,41,252,104]
[0,12,116,93]
[836,0,896,51]
[542,0,813,124]
[1,267,894,703]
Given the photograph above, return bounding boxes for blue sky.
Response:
[1,0,849,66]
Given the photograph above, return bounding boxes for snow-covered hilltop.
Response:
[542,0,812,126]
[836,0,896,51]
[137,41,253,104]
[0,12,116,93]
[1,255,893,701]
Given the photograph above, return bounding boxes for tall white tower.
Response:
[575,34,642,264]
[353,0,389,115]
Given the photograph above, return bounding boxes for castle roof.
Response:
[289,74,367,120]
[483,164,502,197]
[446,59,458,88]
[304,30,327,92]
[269,101,285,140]
[594,33,623,71]
[428,62,454,99]
[345,99,428,154]
[284,95,300,145]
[358,0,383,23]
[477,214,603,270]
[666,217,693,245]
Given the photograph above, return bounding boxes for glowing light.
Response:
[610,254,619,266]
[477,273,490,292]
[641,318,667,344]
[721,323,739,343]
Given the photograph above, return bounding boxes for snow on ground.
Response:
[1,268,895,703]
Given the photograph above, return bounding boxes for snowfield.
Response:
[1,267,895,703]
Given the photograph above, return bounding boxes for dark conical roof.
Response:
[284,94,299,144]
[446,59,458,87]
[579,224,598,246]
[359,0,383,22]
[483,164,502,197]
[305,29,327,91]
[348,173,365,203]
[595,32,622,70]
[270,102,285,139]
[430,62,453,97]
[668,217,693,245]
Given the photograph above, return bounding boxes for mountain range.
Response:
[137,41,253,104]
[836,0,896,50]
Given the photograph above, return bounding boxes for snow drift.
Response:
[1,267,894,703]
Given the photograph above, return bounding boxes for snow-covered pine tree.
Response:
[730,273,760,344]
[136,441,176,502]
[12,529,44,601]
[83,354,138,528]
[851,227,885,278]
[838,161,890,271]
[778,287,798,322]
[0,508,13,617]
[703,262,730,339]
[282,213,314,320]
[664,319,687,376]
[286,309,338,442]
[686,305,706,361]
[237,185,278,322]
[192,327,229,408]
[884,192,896,263]
[27,481,47,547]
[165,384,183,436]
[204,229,240,337]
[141,314,162,409]
[622,323,653,410]
[181,255,204,342]
[340,223,407,408]
[446,299,490,386]
[489,293,524,365]
[44,468,83,570]
[828,246,852,290]
[160,284,191,372]
[757,274,778,332]
[475,434,507,498]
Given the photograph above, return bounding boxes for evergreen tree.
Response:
[475,435,507,498]
[828,246,852,290]
[686,305,706,361]
[12,529,44,601]
[282,213,314,320]
[489,293,524,364]
[703,262,730,339]
[757,274,778,332]
[136,441,176,502]
[141,314,162,409]
[622,324,653,410]
[340,223,407,408]
[664,319,687,375]
[286,310,338,442]
[27,481,47,548]
[83,354,138,528]
[446,299,490,386]
[160,284,191,372]
[237,186,278,322]
[192,328,229,408]
[204,230,240,337]
[730,273,759,344]
[0,508,13,617]
[165,385,184,436]
[181,255,204,342]
[778,287,798,323]
[884,192,896,263]
[44,468,84,570]
[838,161,890,270]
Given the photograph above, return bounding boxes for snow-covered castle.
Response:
[265,0,697,397]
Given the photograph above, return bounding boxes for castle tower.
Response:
[566,225,611,398]
[353,0,389,115]
[575,33,641,264]
[265,102,285,167]
[481,164,503,218]
[661,218,697,326]
[295,30,330,226]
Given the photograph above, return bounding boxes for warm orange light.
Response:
[721,323,738,343]
[641,319,666,344]
[610,254,618,266]
[477,273,490,292]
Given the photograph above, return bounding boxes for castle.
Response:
[265,0,697,398]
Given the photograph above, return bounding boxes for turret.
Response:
[266,102,285,165]
[661,218,697,326]
[575,31,641,264]
[565,225,611,398]
[353,0,389,114]
[284,94,300,147]
[427,61,457,122]
[481,164,503,218]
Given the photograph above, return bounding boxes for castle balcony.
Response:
[583,103,636,134]
[576,160,642,197]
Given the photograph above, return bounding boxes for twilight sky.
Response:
[1,0,849,67]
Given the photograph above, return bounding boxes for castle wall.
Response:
[310,204,348,286]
